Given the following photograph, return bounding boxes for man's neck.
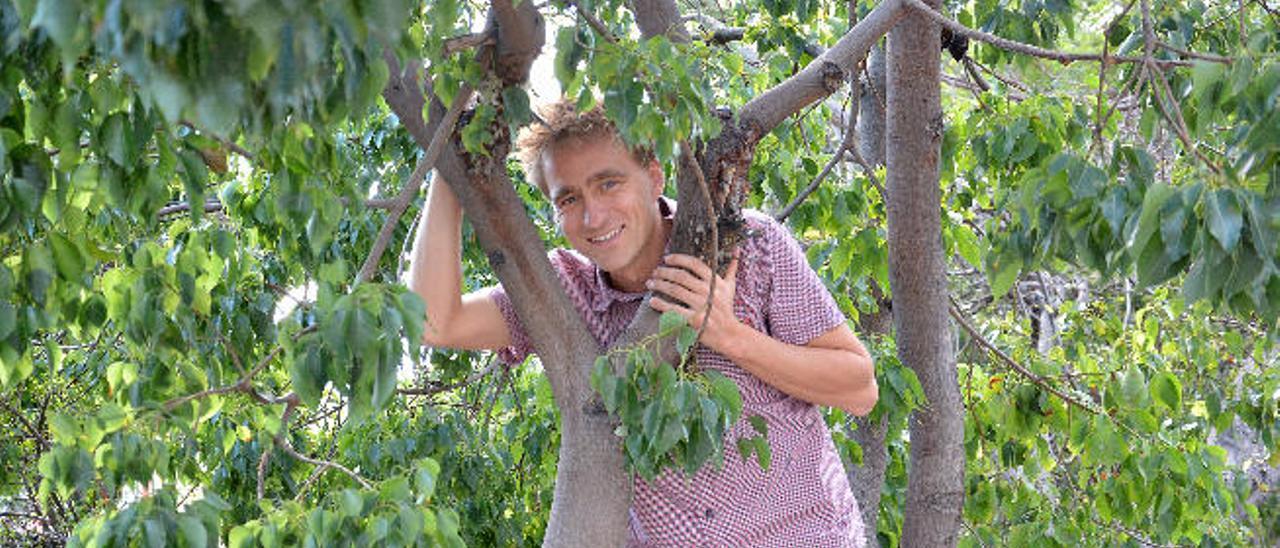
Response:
[604,218,671,293]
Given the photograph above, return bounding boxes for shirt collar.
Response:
[588,197,676,313]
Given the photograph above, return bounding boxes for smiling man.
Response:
[407,100,878,546]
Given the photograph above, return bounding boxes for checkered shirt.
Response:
[489,200,865,547]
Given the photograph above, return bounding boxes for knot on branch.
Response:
[820,61,847,94]
[491,0,547,85]
[488,249,507,268]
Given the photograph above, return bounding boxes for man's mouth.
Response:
[588,226,624,244]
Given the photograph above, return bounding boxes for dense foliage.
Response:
[1,0,1277,546]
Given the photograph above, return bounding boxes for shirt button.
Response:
[704,508,715,519]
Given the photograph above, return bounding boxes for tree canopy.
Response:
[1,0,1278,546]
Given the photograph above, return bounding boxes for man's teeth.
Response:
[590,227,622,243]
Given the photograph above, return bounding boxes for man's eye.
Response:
[557,196,577,208]
[601,179,620,190]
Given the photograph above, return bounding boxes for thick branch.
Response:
[627,0,690,41]
[738,0,907,136]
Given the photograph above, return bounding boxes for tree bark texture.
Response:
[885,0,965,545]
[848,301,892,548]
[856,44,887,168]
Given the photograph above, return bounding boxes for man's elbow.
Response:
[843,377,879,417]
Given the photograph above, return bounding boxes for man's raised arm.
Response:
[406,178,512,351]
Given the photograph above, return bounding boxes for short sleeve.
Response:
[760,217,848,345]
[486,285,535,365]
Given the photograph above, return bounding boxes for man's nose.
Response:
[582,200,605,229]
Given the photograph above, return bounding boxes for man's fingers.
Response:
[724,253,740,282]
[647,279,700,308]
[662,254,712,279]
[649,296,694,319]
[652,266,704,292]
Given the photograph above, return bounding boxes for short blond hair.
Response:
[517,99,654,195]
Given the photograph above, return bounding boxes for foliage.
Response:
[1,0,1278,545]
[589,311,744,479]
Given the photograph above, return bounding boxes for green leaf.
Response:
[753,436,772,469]
[177,515,208,548]
[658,310,685,334]
[1126,183,1176,254]
[290,346,327,408]
[1205,189,1243,253]
[676,325,698,355]
[48,232,85,284]
[1150,372,1182,412]
[1120,367,1148,408]
[987,245,1022,300]
[501,86,532,127]
[705,371,742,421]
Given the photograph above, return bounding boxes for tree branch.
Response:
[948,297,1097,414]
[356,84,473,284]
[627,0,691,42]
[900,0,1194,68]
[737,0,906,136]
[274,435,372,490]
[398,359,504,396]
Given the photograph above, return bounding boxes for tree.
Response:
[2,0,1278,546]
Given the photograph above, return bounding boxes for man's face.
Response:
[542,137,665,284]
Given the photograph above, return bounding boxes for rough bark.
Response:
[885,0,965,545]
[626,0,691,42]
[737,0,905,139]
[856,44,887,168]
[848,296,891,548]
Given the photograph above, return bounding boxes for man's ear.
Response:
[646,159,664,195]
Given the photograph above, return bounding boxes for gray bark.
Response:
[856,44,887,168]
[848,297,891,548]
[885,0,965,545]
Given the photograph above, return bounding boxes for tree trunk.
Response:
[848,295,891,548]
[885,1,965,546]
[856,44,887,168]
[849,37,889,547]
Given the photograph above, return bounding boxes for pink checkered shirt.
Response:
[489,199,865,547]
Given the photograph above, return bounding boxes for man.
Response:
[407,99,878,546]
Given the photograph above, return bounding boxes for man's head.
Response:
[517,100,668,290]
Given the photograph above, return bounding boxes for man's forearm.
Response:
[407,181,464,342]
[715,323,878,416]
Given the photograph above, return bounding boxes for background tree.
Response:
[1,0,1277,546]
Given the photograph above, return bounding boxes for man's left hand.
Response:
[647,253,741,352]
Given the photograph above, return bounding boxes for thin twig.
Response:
[679,141,720,354]
[1156,41,1233,64]
[398,358,503,396]
[1148,60,1222,174]
[256,443,272,501]
[573,2,618,45]
[776,69,863,222]
[442,32,496,57]
[948,297,1097,415]
[274,435,372,490]
[357,84,474,283]
[900,0,1193,67]
[178,120,256,162]
[774,142,852,222]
